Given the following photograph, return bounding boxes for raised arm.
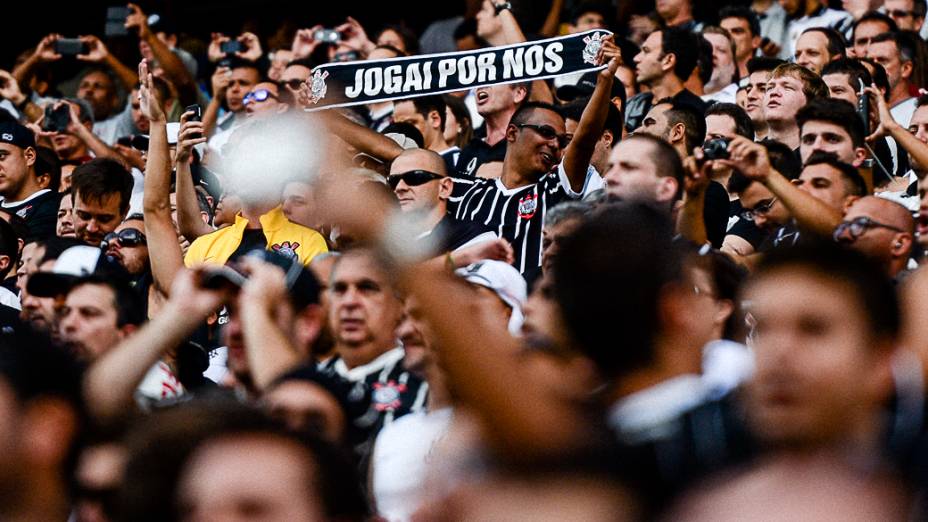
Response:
[174,112,213,241]
[83,268,228,422]
[139,60,185,295]
[676,154,711,245]
[125,3,197,104]
[317,108,404,163]
[202,65,231,138]
[721,136,842,237]
[866,86,928,175]
[0,70,42,123]
[77,35,138,90]
[62,101,123,163]
[561,37,619,192]
[238,258,310,391]
[12,34,62,87]
[539,0,566,37]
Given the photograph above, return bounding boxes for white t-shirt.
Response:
[371,408,454,522]
[702,83,739,105]
[891,97,918,129]
[93,101,136,146]
[784,8,853,60]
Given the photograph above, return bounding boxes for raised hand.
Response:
[0,70,26,105]
[137,59,166,122]
[596,35,622,78]
[175,110,207,165]
[169,267,234,318]
[125,3,152,39]
[716,136,772,182]
[34,34,63,63]
[864,85,899,142]
[211,66,232,99]
[291,26,324,59]
[76,35,109,63]
[683,150,713,197]
[236,32,263,62]
[208,33,232,63]
[453,238,515,267]
[335,16,375,55]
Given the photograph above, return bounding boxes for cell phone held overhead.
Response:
[220,40,244,55]
[54,38,88,56]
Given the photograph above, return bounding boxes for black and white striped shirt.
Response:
[449,164,602,284]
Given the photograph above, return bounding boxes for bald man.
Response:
[835,196,915,278]
[387,149,510,265]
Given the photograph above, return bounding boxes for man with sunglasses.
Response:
[103,215,149,277]
[834,195,915,279]
[244,82,288,117]
[885,0,926,33]
[387,149,504,266]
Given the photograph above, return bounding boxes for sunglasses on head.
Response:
[279,79,304,91]
[101,228,147,249]
[517,124,570,149]
[386,170,444,189]
[243,89,278,105]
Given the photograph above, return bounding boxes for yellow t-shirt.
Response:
[184,206,328,267]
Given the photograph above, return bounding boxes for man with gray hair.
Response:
[542,201,592,274]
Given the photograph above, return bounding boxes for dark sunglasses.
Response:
[386,170,444,189]
[279,79,304,91]
[101,228,147,249]
[243,89,278,105]
[833,216,907,242]
[517,124,570,149]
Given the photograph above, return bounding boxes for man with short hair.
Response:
[867,32,918,127]
[392,96,460,170]
[655,0,701,32]
[626,27,708,133]
[705,103,756,189]
[850,11,898,57]
[0,121,61,242]
[794,27,845,75]
[743,242,899,457]
[720,5,763,79]
[797,98,868,167]
[602,134,684,206]
[456,83,528,178]
[0,328,83,522]
[794,152,868,211]
[834,196,915,278]
[885,0,926,32]
[703,27,741,104]
[743,57,786,141]
[822,58,874,104]
[639,99,707,159]
[204,60,262,156]
[764,63,829,149]
[781,0,853,60]
[70,158,134,247]
[323,249,426,451]
[243,82,288,118]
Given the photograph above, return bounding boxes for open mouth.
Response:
[917,212,928,234]
[476,90,490,104]
[540,152,555,165]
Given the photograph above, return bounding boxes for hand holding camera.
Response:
[33,34,65,62]
[176,108,206,165]
[334,16,375,55]
[75,35,110,63]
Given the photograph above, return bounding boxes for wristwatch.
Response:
[493,1,512,15]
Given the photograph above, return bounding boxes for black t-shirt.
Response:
[449,170,583,285]
[726,200,769,249]
[704,181,730,249]
[758,223,801,252]
[454,137,507,178]
[228,228,267,261]
[2,189,61,243]
[440,147,461,175]
[421,214,494,254]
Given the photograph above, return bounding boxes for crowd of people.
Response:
[3,0,928,519]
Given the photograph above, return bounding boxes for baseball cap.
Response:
[27,245,130,298]
[455,260,527,335]
[0,121,36,150]
[556,70,627,107]
[230,249,322,311]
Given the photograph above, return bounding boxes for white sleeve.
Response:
[557,162,604,199]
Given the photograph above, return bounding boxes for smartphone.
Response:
[220,40,243,55]
[43,104,71,133]
[54,38,88,56]
[105,6,131,36]
[200,266,247,291]
[184,104,202,122]
[314,28,341,44]
[857,78,870,136]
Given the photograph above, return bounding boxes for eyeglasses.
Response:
[833,216,907,242]
[279,79,304,91]
[887,9,914,18]
[517,124,570,149]
[386,170,444,190]
[740,197,778,221]
[243,89,278,106]
[101,228,147,249]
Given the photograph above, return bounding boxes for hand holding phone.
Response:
[220,40,244,55]
[43,104,72,133]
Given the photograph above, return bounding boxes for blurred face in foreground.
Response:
[744,266,893,449]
